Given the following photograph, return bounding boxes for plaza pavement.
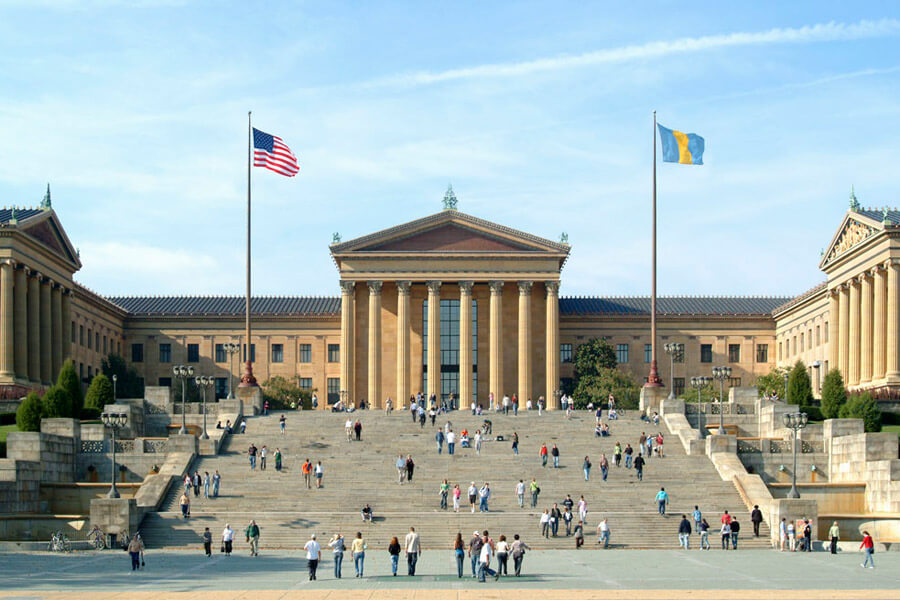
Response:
[0,549,899,599]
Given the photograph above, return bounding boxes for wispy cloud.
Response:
[375,19,900,87]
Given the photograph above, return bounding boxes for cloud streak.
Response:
[376,18,900,87]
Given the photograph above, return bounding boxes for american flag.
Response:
[252,128,299,177]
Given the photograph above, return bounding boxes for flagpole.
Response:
[241,111,257,387]
[646,110,661,387]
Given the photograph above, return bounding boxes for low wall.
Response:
[40,482,140,514]
[768,483,865,514]
[0,514,89,541]
[0,459,40,513]
[740,452,828,484]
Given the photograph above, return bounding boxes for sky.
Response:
[1,1,898,299]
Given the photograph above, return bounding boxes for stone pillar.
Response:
[488,281,504,405]
[395,281,411,409]
[27,272,40,383]
[848,277,860,386]
[61,289,72,362]
[367,281,382,408]
[860,272,873,384]
[828,289,839,377]
[887,261,900,381]
[517,281,533,406]
[426,281,442,402]
[838,283,850,379]
[13,265,28,381]
[545,282,560,410]
[0,260,14,378]
[51,283,63,381]
[458,281,473,409]
[873,266,887,382]
[339,281,355,404]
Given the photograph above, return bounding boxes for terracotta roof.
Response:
[560,296,792,316]
[105,296,341,317]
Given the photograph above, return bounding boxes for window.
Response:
[815,326,820,346]
[95,332,99,351]
[728,344,740,363]
[87,366,92,379]
[561,377,575,396]
[778,342,783,361]
[756,344,768,363]
[560,343,573,363]
[674,347,685,363]
[327,344,340,363]
[728,377,742,388]
[700,344,713,363]
[327,377,340,404]
[242,344,256,363]
[131,343,144,363]
[79,325,84,346]
[299,344,312,363]
[673,377,685,397]
[824,322,829,342]
[215,344,226,363]
[159,343,172,363]
[643,344,652,363]
[215,377,228,399]
[103,336,108,355]
[71,322,76,343]
[87,328,92,349]
[187,343,200,363]
[800,333,804,352]
[271,344,284,363]
[79,362,83,379]
[158,377,172,387]
[616,343,629,364]
[422,299,478,404]
[299,377,312,389]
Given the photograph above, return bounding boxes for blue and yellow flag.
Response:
[657,124,704,165]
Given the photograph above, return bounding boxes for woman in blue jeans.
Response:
[388,536,401,576]
[453,533,465,578]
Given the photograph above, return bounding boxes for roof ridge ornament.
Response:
[882,207,890,225]
[332,232,341,244]
[9,207,17,225]
[559,232,568,244]
[442,184,458,211]
[41,183,51,210]
[849,185,859,212]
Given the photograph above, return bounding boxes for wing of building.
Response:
[0,189,893,407]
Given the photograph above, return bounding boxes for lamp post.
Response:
[782,411,809,498]
[711,366,732,435]
[101,410,128,498]
[664,342,684,400]
[690,376,711,438]
[194,375,214,440]
[812,361,821,397]
[223,342,240,399]
[173,364,194,434]
[112,374,117,402]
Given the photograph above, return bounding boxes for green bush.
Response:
[0,411,16,426]
[79,407,102,420]
[820,369,847,419]
[799,405,824,422]
[15,392,43,432]
[839,392,882,432]
[84,373,114,412]
[786,361,813,406]
[756,366,790,398]
[56,360,83,417]
[41,386,71,419]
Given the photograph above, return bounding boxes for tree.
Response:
[839,392,882,432]
[16,391,43,432]
[173,377,200,404]
[101,354,144,399]
[756,366,790,399]
[56,360,83,417]
[262,376,314,409]
[820,369,847,419]
[573,367,640,409]
[573,339,618,380]
[84,373,115,412]
[41,386,71,419]
[678,380,718,403]
[786,361,813,406]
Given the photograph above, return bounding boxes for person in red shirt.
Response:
[860,531,875,568]
[301,459,312,489]
[540,444,549,467]
[721,510,732,525]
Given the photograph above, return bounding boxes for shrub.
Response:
[41,386,71,419]
[799,405,824,422]
[15,392,43,432]
[84,373,114,412]
[839,392,882,432]
[0,411,16,426]
[56,360,83,417]
[820,369,847,419]
[786,361,813,406]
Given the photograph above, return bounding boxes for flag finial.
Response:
[41,183,51,210]
[849,185,859,212]
[442,184,458,211]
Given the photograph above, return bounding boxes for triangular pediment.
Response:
[820,211,883,270]
[18,210,81,268]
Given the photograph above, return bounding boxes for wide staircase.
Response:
[140,409,771,549]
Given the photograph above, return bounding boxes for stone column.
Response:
[51,283,63,381]
[13,266,28,381]
[0,260,14,378]
[395,281,411,410]
[40,277,52,384]
[488,281,504,405]
[339,281,355,404]
[367,281,382,408]
[61,289,72,362]
[873,265,887,381]
[860,272,874,384]
[887,261,900,381]
[545,282,560,410]
[517,281,533,406]
[827,289,839,377]
[848,277,860,386]
[27,272,40,383]
[838,283,850,379]
[426,281,441,401]
[458,281,473,409]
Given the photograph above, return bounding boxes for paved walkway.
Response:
[0,549,898,598]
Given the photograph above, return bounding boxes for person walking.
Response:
[203,471,210,499]
[440,479,450,510]
[193,471,201,497]
[583,455,592,481]
[328,533,345,578]
[516,479,526,508]
[479,482,491,512]
[578,495,588,524]
[510,534,530,576]
[551,444,560,468]
[478,531,498,582]
[468,530,483,578]
[678,515,692,549]
[496,535,510,576]
[453,533,465,578]
[452,483,461,512]
[351,532,367,577]
[597,519,611,548]
[600,454,610,481]
[279,413,286,435]
[802,519,813,552]
[248,443,257,470]
[692,506,702,534]
[730,517,740,549]
[468,482,478,513]
[540,443,548,467]
[354,419,362,441]
[435,429,445,454]
[720,521,732,550]
[396,454,406,484]
[202,527,212,557]
[222,523,234,556]
[301,459,312,489]
[511,431,519,455]
[860,530,875,568]
[304,534,321,581]
[274,448,282,472]
[655,487,669,515]
[245,519,260,556]
[474,430,482,455]
[550,504,562,537]
[613,442,622,467]
[779,518,788,552]
[345,418,353,442]
[624,443,634,468]
[563,507,574,536]
[315,461,324,488]
[700,518,711,550]
[530,478,540,508]
[388,536,401,576]
[259,446,267,471]
[405,455,415,483]
[180,491,191,519]
[405,526,421,576]
[447,429,456,455]
[829,521,840,555]
[751,505,764,537]
[540,510,550,538]
[127,533,144,571]
[574,521,585,549]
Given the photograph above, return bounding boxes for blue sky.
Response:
[1,2,898,299]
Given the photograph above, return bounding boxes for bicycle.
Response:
[48,531,72,553]
[87,526,106,550]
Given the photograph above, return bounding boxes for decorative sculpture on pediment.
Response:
[826,219,875,263]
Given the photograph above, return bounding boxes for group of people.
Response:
[246,443,285,472]
[538,494,590,547]
[178,470,222,517]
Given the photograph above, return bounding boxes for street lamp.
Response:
[711,366,732,435]
[101,410,128,498]
[112,374,117,402]
[812,361,821,396]
[194,375,214,440]
[664,343,684,400]
[173,364,194,434]
[782,411,809,498]
[690,376,711,438]
[223,342,241,399]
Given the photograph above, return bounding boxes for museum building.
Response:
[0,188,896,408]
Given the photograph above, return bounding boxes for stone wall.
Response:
[740,453,828,484]
[6,431,75,483]
[0,459,40,513]
[828,426,900,513]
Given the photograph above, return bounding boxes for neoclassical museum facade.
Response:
[1,189,898,408]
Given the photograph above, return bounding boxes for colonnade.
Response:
[339,279,561,410]
[829,259,900,388]
[0,259,71,385]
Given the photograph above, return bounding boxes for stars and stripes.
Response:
[252,127,299,177]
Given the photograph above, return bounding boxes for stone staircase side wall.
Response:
[0,459,41,513]
[730,387,759,403]
[660,398,704,455]
[828,428,900,512]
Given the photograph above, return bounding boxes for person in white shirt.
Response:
[304,534,321,580]
[222,523,234,555]
[447,429,456,455]
[502,395,510,415]
[495,535,511,576]
[474,431,482,455]
[396,454,406,484]
[345,418,353,442]
[314,461,324,488]
[597,519,611,548]
[478,535,498,581]
[515,480,526,508]
[404,527,421,576]
[468,482,478,513]
[479,483,491,512]
[540,510,550,538]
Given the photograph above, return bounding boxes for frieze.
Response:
[826,219,875,264]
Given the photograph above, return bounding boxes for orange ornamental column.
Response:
[838,283,850,379]
[827,289,839,377]
[873,264,887,381]
[886,260,900,381]
[27,271,41,383]
[367,281,382,409]
[860,272,874,384]
[61,288,72,362]
[40,276,52,384]
[395,281,411,410]
[426,281,442,402]
[0,260,14,378]
[339,281,355,405]
[13,265,28,380]
[488,281,504,406]
[458,281,473,408]
[545,281,560,410]
[51,283,63,381]
[517,281,533,407]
